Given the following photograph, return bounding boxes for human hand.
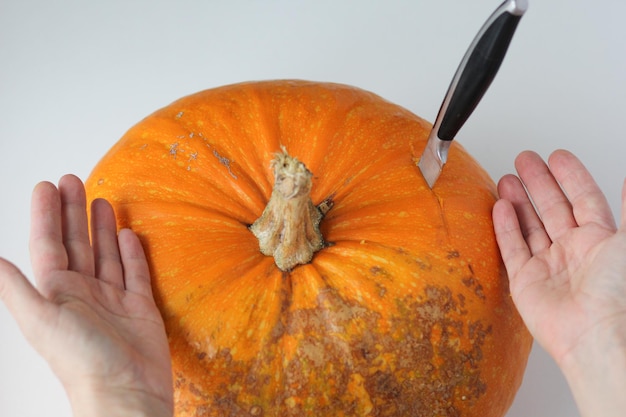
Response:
[0,175,173,417]
[493,150,626,417]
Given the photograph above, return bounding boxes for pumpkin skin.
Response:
[85,80,532,417]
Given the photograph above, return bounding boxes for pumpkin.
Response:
[85,80,532,417]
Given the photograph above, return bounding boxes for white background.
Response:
[1,1,625,416]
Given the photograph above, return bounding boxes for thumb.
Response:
[0,258,48,340]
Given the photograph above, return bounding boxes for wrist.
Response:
[558,315,626,417]
[66,385,173,417]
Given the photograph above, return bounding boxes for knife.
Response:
[418,0,528,188]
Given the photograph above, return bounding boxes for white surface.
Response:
[1,1,624,416]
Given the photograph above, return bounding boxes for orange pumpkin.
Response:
[85,80,532,417]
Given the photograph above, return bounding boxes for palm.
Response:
[41,271,170,400]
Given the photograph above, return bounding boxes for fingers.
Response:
[91,199,124,289]
[29,181,69,282]
[59,175,95,277]
[27,174,149,296]
[492,198,532,280]
[548,150,616,231]
[91,200,151,295]
[118,229,153,296]
[29,175,127,291]
[497,173,552,255]
[514,151,578,241]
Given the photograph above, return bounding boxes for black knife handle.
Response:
[436,2,525,141]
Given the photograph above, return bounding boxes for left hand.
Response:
[0,175,173,417]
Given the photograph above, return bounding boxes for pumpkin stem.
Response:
[250,149,324,271]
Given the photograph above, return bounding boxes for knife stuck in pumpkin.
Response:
[418,0,527,188]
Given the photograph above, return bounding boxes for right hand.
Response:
[492,150,626,417]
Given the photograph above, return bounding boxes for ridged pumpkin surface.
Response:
[85,80,532,417]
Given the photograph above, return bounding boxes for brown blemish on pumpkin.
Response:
[462,275,486,301]
[189,383,208,400]
[175,285,489,416]
[413,257,432,271]
[212,148,238,179]
[169,142,179,158]
[376,282,387,298]
[370,266,384,275]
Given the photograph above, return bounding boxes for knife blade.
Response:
[418,0,528,188]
